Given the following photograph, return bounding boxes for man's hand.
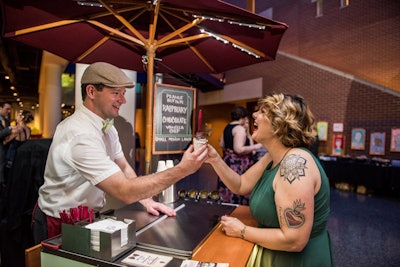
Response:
[139,198,176,216]
[11,125,22,134]
[176,144,208,176]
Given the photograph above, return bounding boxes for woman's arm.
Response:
[206,144,270,195]
[233,125,262,155]
[220,149,320,252]
[219,132,225,149]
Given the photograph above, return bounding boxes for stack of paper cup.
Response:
[159,160,177,203]
[165,160,174,169]
[157,160,166,172]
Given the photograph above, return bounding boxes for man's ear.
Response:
[86,85,95,98]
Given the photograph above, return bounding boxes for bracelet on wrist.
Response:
[240,226,246,239]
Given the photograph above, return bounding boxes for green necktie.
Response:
[102,119,114,134]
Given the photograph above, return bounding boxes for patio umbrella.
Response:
[1,0,288,173]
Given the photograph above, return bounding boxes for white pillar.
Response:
[38,52,68,138]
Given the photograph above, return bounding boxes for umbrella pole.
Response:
[144,50,155,175]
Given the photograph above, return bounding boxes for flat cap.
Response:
[81,62,135,88]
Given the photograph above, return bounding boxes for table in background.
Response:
[321,159,400,197]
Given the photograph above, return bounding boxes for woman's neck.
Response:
[265,140,291,168]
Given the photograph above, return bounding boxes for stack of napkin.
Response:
[85,218,129,251]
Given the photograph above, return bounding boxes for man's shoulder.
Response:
[55,113,98,139]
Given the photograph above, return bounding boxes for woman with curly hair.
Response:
[206,93,333,266]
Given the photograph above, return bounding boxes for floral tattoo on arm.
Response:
[280,154,307,184]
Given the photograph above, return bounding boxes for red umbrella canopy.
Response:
[1,0,287,74]
[1,0,288,174]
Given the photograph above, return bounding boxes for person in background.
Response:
[244,117,256,154]
[206,93,333,266]
[219,106,262,205]
[4,110,34,169]
[308,124,319,157]
[32,62,208,243]
[0,102,21,187]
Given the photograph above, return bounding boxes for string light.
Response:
[231,43,261,58]
[76,1,103,7]
[193,14,224,22]
[227,20,266,30]
[200,29,229,44]
[200,29,261,58]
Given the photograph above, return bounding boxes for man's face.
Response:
[93,86,127,119]
[0,104,11,118]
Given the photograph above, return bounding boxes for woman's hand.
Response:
[205,144,220,164]
[220,215,246,238]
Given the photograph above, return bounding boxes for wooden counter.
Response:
[192,205,258,267]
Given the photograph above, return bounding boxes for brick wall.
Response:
[262,0,400,92]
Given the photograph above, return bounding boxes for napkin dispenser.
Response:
[61,218,136,261]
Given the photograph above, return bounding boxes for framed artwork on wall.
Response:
[332,135,345,156]
[333,122,344,133]
[317,121,328,141]
[390,128,400,152]
[351,128,366,150]
[369,132,386,155]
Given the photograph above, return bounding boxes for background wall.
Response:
[223,53,400,160]
[226,0,400,93]
[199,0,400,160]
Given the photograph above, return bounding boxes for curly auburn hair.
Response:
[257,93,316,147]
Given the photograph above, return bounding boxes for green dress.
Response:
[247,148,334,267]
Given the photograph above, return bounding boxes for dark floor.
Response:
[328,188,400,267]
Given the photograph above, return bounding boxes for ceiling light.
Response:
[5,75,9,80]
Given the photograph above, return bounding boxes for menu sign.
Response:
[153,84,196,154]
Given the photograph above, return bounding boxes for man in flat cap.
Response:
[32,62,208,243]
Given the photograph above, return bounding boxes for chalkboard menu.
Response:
[153,84,196,154]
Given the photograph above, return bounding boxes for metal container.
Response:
[159,184,177,203]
